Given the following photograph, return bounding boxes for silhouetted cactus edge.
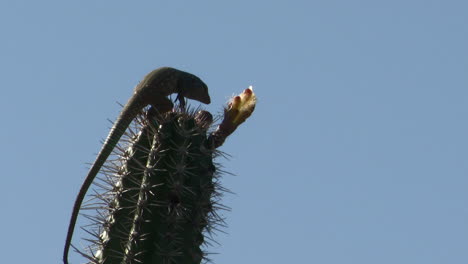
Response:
[73,87,256,264]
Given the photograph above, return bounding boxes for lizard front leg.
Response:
[175,93,186,111]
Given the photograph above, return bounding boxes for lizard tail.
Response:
[63,96,144,264]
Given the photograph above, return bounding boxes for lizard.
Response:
[63,67,211,264]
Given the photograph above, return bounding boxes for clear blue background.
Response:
[1,1,467,263]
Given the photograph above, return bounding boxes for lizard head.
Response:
[178,73,211,104]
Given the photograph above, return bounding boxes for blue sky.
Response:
[1,1,467,263]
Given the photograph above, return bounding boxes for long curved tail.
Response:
[63,96,143,264]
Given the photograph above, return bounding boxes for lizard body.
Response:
[63,67,210,264]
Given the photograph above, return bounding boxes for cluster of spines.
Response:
[76,108,228,264]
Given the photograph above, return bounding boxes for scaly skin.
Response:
[63,67,210,264]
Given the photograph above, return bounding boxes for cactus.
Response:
[74,88,256,264]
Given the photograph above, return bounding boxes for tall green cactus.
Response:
[75,88,256,264]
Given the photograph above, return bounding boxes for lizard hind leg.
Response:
[149,96,174,114]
